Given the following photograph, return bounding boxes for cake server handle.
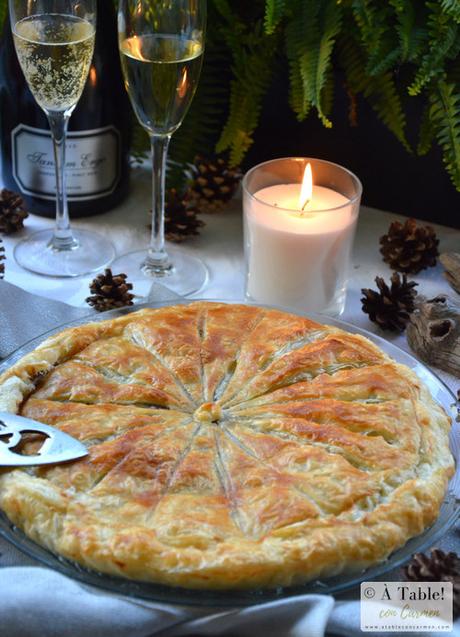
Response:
[0,412,88,466]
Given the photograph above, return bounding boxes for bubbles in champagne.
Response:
[120,34,203,135]
[13,14,95,112]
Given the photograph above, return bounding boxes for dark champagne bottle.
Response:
[0,0,131,218]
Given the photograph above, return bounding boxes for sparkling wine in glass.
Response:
[114,0,208,296]
[9,0,115,277]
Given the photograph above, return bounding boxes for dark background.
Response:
[244,72,460,229]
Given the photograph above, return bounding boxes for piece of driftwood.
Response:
[440,252,460,295]
[406,294,460,378]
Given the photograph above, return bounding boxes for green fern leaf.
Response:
[264,0,286,34]
[409,2,459,96]
[285,8,312,120]
[285,0,341,127]
[352,1,391,66]
[370,74,411,152]
[440,0,460,23]
[321,69,335,121]
[429,80,460,189]
[315,0,342,127]
[389,0,427,62]
[388,0,405,11]
[367,45,401,76]
[216,19,277,165]
[338,36,410,151]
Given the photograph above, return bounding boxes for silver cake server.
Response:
[0,412,88,466]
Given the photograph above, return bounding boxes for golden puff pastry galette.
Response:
[0,302,454,589]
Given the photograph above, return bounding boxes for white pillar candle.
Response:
[244,182,358,313]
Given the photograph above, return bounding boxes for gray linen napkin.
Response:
[0,283,459,637]
[0,280,91,359]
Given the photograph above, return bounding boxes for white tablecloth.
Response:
[2,164,459,392]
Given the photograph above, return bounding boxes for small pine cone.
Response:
[164,188,204,243]
[380,218,439,274]
[404,550,460,616]
[0,239,5,279]
[0,189,28,234]
[189,155,242,213]
[86,269,134,312]
[361,272,418,331]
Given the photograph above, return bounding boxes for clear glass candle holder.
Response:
[243,157,362,317]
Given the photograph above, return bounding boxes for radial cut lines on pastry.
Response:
[0,302,454,589]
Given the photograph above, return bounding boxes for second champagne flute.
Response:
[115,0,207,296]
[10,0,115,277]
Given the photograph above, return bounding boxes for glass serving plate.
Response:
[0,299,458,608]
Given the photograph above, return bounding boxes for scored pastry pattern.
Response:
[0,302,454,589]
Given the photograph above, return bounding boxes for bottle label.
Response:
[11,124,121,201]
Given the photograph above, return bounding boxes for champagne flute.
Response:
[115,0,208,296]
[10,0,115,277]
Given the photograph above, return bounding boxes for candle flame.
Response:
[299,163,313,211]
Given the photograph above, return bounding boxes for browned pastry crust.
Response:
[0,302,454,589]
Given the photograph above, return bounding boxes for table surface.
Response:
[2,165,460,388]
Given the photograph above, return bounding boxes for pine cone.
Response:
[404,550,460,615]
[380,218,439,274]
[0,239,5,279]
[164,188,204,243]
[86,269,134,312]
[0,189,28,234]
[189,155,242,213]
[361,272,418,331]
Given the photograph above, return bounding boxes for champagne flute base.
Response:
[111,246,208,298]
[14,228,115,277]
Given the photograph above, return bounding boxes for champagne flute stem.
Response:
[142,133,172,275]
[47,111,77,251]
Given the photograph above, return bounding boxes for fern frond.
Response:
[264,0,286,34]
[352,0,383,54]
[389,0,428,62]
[216,72,270,167]
[429,80,460,189]
[285,0,341,127]
[127,0,460,191]
[440,0,460,23]
[321,69,335,122]
[315,0,342,126]
[338,36,410,151]
[216,21,277,165]
[367,45,401,76]
[408,2,459,96]
[285,8,311,120]
[369,74,411,152]
[352,0,394,72]
[388,0,405,11]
